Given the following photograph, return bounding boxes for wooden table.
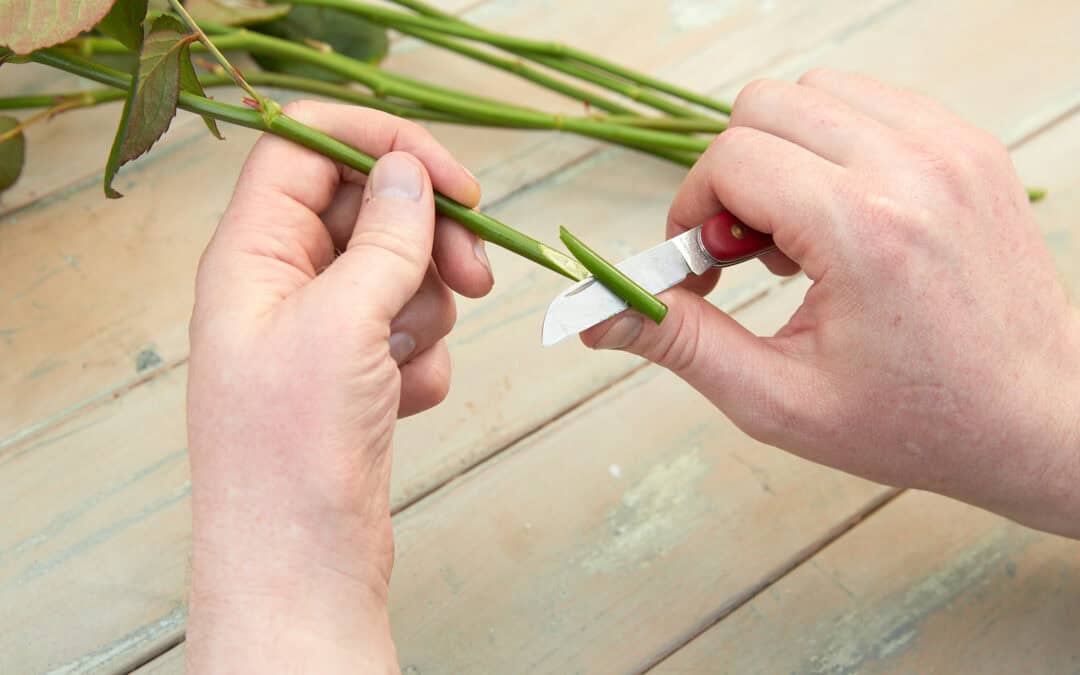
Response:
[3,1,1079,672]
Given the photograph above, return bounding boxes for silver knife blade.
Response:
[541,225,714,346]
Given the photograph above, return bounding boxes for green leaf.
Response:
[0,116,26,192]
[95,0,148,50]
[184,0,291,26]
[104,14,192,197]
[0,0,119,54]
[251,5,388,83]
[178,42,224,139]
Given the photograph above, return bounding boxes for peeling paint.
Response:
[581,444,710,573]
[800,528,1037,674]
[669,0,745,31]
[47,605,187,675]
[135,347,164,373]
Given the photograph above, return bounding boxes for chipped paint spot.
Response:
[608,463,622,479]
[581,446,710,573]
[26,358,63,381]
[669,0,744,31]
[49,605,187,674]
[800,528,1037,674]
[135,347,164,373]
[6,481,191,586]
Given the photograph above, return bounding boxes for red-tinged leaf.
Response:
[104,14,192,198]
[0,0,119,55]
[0,116,26,192]
[178,42,223,139]
[184,0,291,26]
[95,0,149,50]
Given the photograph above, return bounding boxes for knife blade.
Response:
[541,213,774,346]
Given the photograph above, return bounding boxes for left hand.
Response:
[185,101,491,672]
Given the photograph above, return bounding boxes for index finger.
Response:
[667,126,844,281]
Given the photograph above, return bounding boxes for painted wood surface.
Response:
[653,490,1080,674]
[2,0,1079,673]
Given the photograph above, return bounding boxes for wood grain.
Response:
[5,0,1080,673]
[653,491,1080,674]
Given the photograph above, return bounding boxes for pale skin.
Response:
[186,71,1080,672]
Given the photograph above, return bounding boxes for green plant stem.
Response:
[0,74,727,146]
[390,23,638,116]
[594,114,725,134]
[559,226,667,324]
[383,0,732,115]
[0,72,468,123]
[168,0,266,106]
[77,33,709,162]
[278,0,718,119]
[26,47,588,281]
[0,89,119,110]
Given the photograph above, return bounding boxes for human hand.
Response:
[583,69,1080,537]
[185,101,492,672]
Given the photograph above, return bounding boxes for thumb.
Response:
[326,151,436,321]
[580,287,808,444]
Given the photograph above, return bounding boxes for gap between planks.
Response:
[640,488,905,674]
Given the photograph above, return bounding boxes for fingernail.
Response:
[462,165,480,191]
[389,332,416,364]
[593,314,643,350]
[372,154,423,201]
[473,237,491,273]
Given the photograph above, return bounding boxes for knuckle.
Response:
[349,228,428,272]
[280,98,319,121]
[437,284,457,336]
[426,355,452,405]
[709,124,757,158]
[844,186,925,278]
[797,67,834,87]
[651,309,701,375]
[733,78,774,113]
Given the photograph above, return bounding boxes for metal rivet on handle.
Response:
[731,224,745,239]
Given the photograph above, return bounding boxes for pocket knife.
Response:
[541,211,775,346]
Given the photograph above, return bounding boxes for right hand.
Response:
[582,69,1080,537]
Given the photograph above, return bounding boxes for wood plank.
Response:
[653,491,1080,674]
[0,0,901,446]
[132,643,185,675]
[714,0,1080,145]
[5,0,1080,672]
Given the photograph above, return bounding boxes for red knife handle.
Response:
[700,211,775,266]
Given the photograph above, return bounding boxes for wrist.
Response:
[1003,306,1080,538]
[186,475,398,671]
[1035,307,1080,537]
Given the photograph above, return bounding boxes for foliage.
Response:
[104,14,201,196]
[250,5,389,83]
[0,0,119,54]
[0,116,26,191]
